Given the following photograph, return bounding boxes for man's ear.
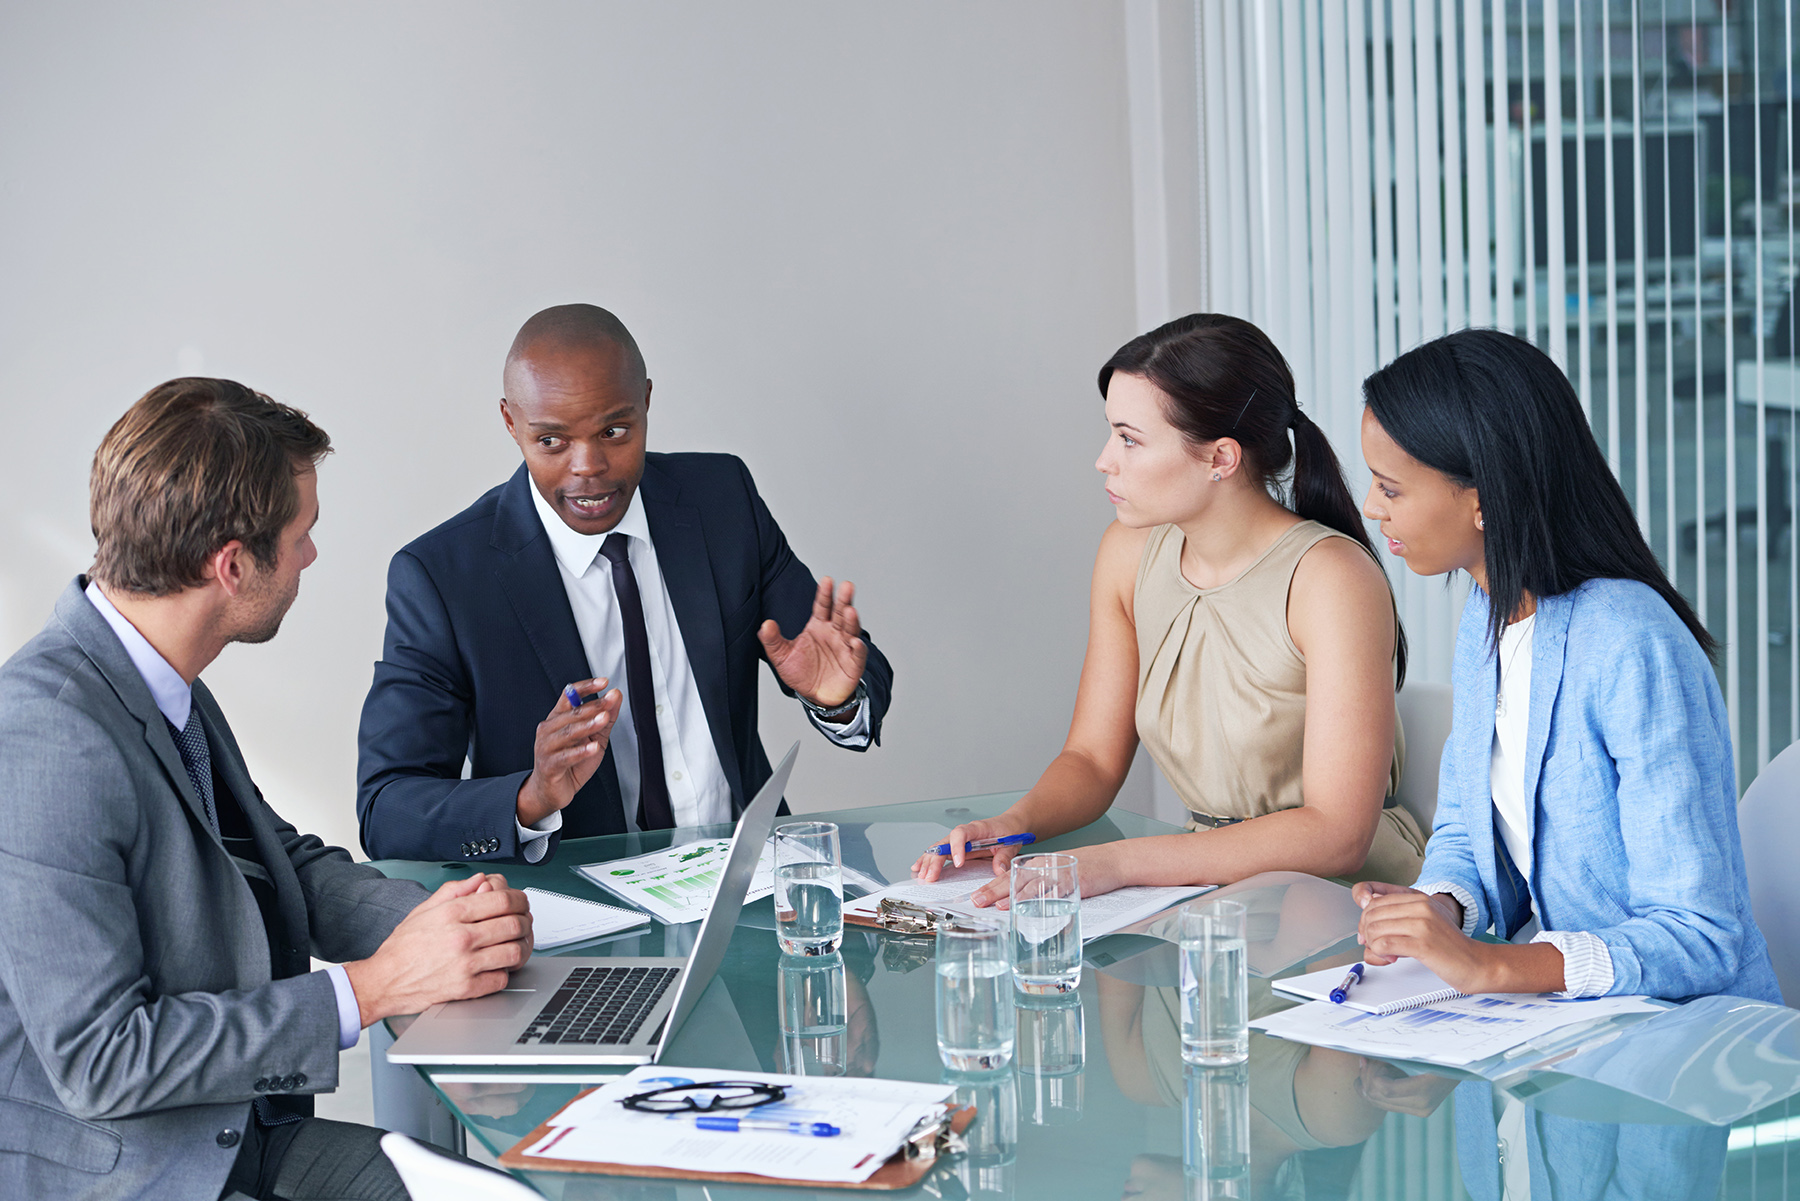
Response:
[207,541,252,599]
[642,378,653,413]
[499,397,519,442]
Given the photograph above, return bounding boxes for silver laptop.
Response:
[386,742,798,1066]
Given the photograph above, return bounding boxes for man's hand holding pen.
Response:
[516,677,623,826]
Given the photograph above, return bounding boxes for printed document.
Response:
[1252,992,1662,1066]
[574,841,885,925]
[844,861,1214,941]
[522,1065,955,1183]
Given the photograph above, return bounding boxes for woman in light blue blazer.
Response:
[1352,328,1778,1007]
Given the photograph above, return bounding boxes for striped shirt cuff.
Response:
[517,807,563,864]
[1532,930,1615,997]
[1415,880,1481,937]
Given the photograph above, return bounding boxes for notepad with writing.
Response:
[524,887,650,950]
[1272,959,1465,1015]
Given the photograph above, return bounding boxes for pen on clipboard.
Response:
[1329,963,1365,1004]
[931,833,1036,857]
[694,1116,840,1137]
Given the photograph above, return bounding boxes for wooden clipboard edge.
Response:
[496,1089,977,1190]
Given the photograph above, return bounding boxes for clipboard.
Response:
[497,1089,978,1190]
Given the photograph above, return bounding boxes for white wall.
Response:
[0,2,1151,856]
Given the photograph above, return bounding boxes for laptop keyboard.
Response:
[515,965,682,1046]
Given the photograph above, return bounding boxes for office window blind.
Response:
[1180,0,1800,791]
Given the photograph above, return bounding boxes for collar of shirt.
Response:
[84,579,194,730]
[527,476,654,577]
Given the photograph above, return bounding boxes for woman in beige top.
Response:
[914,314,1425,904]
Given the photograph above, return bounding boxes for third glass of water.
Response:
[936,918,1015,1070]
[1010,852,1082,994]
[774,821,842,956]
[1178,899,1248,1064]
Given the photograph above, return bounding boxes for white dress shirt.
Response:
[518,484,868,861]
[1417,614,1613,997]
[84,582,362,1050]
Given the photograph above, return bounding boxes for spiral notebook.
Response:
[1272,959,1465,1015]
[524,887,650,950]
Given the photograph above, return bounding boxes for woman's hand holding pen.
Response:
[1352,881,1490,991]
[516,678,623,827]
[909,815,1029,882]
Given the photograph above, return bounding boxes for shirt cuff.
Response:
[805,689,871,748]
[516,808,564,864]
[1416,880,1481,938]
[324,965,361,1051]
[1532,930,1615,997]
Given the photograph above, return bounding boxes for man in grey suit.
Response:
[0,379,534,1200]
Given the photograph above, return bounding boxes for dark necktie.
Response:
[166,709,218,835]
[600,533,675,830]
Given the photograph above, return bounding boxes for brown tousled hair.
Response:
[90,378,331,596]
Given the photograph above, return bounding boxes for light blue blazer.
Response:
[1416,577,1780,1005]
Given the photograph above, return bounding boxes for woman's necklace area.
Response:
[1495,616,1535,718]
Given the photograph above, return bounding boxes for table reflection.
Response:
[1017,990,1086,1126]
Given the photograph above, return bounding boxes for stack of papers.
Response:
[1252,992,1663,1066]
[573,840,883,925]
[520,1065,955,1183]
[1273,959,1465,1014]
[843,860,1215,942]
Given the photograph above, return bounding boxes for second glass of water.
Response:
[774,821,842,956]
[1010,852,1082,994]
[1178,899,1248,1064]
[936,918,1015,1070]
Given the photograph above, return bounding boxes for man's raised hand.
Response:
[517,678,621,826]
[759,577,868,714]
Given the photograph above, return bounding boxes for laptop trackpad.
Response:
[450,990,540,1020]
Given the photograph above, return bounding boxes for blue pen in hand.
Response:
[931,833,1036,857]
[1329,963,1365,1004]
[563,685,587,709]
[694,1116,840,1137]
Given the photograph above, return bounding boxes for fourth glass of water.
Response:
[1010,853,1082,995]
[774,821,842,956]
[1178,899,1248,1064]
[936,918,1015,1070]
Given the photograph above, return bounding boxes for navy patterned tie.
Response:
[165,710,218,835]
[600,533,676,830]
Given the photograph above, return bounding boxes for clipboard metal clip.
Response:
[876,898,979,938]
[901,1104,970,1162]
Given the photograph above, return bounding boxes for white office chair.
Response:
[1394,681,1454,836]
[380,1132,542,1200]
[1739,742,1800,1006]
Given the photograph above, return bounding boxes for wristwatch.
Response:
[799,681,867,721]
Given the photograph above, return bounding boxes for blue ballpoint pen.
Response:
[931,833,1036,857]
[563,685,586,709]
[1329,963,1365,1004]
[694,1116,841,1136]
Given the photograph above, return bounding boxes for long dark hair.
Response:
[1362,328,1714,655]
[1099,313,1407,687]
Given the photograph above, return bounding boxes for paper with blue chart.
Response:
[575,837,881,925]
[1252,992,1662,1066]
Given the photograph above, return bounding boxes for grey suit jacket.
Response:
[0,579,430,1200]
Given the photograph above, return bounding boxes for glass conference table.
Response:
[372,794,1799,1200]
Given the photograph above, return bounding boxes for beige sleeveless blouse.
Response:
[1133,520,1425,885]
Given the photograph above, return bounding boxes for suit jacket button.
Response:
[292,1073,307,1089]
[283,1075,300,1091]
[253,1077,268,1092]
[217,1129,240,1148]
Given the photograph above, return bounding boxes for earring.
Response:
[1211,472,1223,482]
[1477,517,1485,530]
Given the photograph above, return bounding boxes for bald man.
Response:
[355,305,893,862]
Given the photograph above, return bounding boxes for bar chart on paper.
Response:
[574,839,777,923]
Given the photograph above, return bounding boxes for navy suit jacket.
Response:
[355,453,893,862]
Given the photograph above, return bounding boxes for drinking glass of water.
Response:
[936,918,1015,1070]
[1009,853,1082,994]
[774,821,842,956]
[778,952,848,1076]
[1178,899,1248,1064]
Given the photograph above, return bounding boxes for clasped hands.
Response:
[517,577,867,826]
[344,872,533,1027]
[1353,881,1572,996]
